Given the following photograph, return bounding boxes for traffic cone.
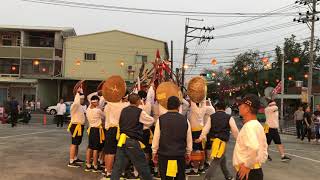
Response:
[43,114,47,125]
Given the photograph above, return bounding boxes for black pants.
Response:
[302,125,311,142]
[296,120,303,138]
[158,155,185,180]
[56,115,64,127]
[236,168,263,180]
[204,155,231,180]
[10,112,18,127]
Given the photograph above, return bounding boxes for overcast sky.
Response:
[1,0,318,76]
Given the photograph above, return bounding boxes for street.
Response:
[0,122,319,180]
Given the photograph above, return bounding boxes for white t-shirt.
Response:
[86,107,104,127]
[233,120,268,168]
[56,103,66,115]
[265,105,279,128]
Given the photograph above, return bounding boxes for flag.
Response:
[272,81,282,94]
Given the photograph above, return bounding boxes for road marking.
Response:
[269,149,320,163]
[0,130,58,139]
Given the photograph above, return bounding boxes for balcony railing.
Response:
[0,46,55,59]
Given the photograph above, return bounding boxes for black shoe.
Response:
[186,170,200,176]
[74,159,85,164]
[267,155,272,161]
[84,165,93,172]
[199,168,206,174]
[226,176,234,180]
[68,162,81,168]
[281,156,291,162]
[103,174,111,179]
[125,173,140,180]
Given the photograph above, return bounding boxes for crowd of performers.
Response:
[66,77,291,180]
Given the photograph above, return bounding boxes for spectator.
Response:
[36,99,41,110]
[56,99,66,128]
[302,106,313,142]
[30,100,35,111]
[8,97,20,127]
[294,106,304,139]
[313,104,320,143]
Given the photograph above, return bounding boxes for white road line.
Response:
[269,149,320,163]
[0,130,58,139]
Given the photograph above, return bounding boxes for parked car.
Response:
[46,101,73,115]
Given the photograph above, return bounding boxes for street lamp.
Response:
[293,57,300,63]
[33,60,40,66]
[288,76,293,81]
[211,72,216,77]
[211,59,217,65]
[183,64,189,69]
[120,61,125,67]
[304,74,308,79]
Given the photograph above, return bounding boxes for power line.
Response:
[21,0,298,17]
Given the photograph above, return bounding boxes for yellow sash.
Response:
[191,126,203,132]
[235,163,261,171]
[87,125,105,143]
[67,123,82,138]
[149,129,153,145]
[211,138,226,158]
[263,124,270,134]
[107,125,120,140]
[117,133,146,149]
[166,160,178,177]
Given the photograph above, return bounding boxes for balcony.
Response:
[0,46,54,59]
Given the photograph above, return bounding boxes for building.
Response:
[0,25,76,107]
[61,30,169,100]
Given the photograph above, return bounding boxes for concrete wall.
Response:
[37,79,58,107]
[64,30,168,81]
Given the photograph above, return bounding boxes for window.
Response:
[84,53,96,61]
[2,35,12,46]
[16,37,21,46]
[136,55,147,63]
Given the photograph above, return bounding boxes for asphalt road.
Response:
[0,123,319,180]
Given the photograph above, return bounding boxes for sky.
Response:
[1,0,319,77]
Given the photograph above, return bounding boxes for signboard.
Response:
[301,87,308,103]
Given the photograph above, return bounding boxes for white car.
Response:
[46,101,73,115]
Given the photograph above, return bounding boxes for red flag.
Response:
[272,81,282,94]
[156,49,161,59]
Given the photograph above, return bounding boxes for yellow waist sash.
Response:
[263,124,270,134]
[117,133,146,149]
[235,163,261,171]
[166,160,178,177]
[67,123,83,138]
[107,125,120,140]
[149,129,153,145]
[191,126,203,132]
[87,125,105,143]
[210,138,226,158]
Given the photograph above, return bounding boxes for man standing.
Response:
[152,96,193,180]
[56,99,66,128]
[111,93,154,180]
[264,100,291,162]
[233,94,268,180]
[313,104,320,143]
[67,87,86,168]
[8,97,20,128]
[294,106,305,139]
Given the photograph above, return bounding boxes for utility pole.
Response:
[181,18,214,88]
[294,0,320,105]
[280,54,285,133]
[170,40,173,79]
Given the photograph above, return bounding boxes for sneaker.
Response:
[92,166,103,173]
[317,139,320,143]
[267,155,272,161]
[125,173,140,180]
[74,159,85,164]
[186,170,200,176]
[102,174,111,180]
[281,156,291,162]
[68,162,81,168]
[226,176,234,180]
[153,172,161,179]
[198,168,206,174]
[85,165,93,172]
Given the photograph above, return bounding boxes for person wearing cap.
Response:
[111,93,154,180]
[67,87,86,168]
[152,96,193,180]
[84,95,105,173]
[264,100,291,162]
[195,101,238,180]
[233,94,268,180]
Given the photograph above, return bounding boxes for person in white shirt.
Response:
[195,101,239,180]
[103,98,129,178]
[187,99,215,175]
[56,99,66,128]
[87,91,106,110]
[233,94,268,180]
[152,96,193,180]
[84,95,105,173]
[264,100,291,162]
[67,87,86,168]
